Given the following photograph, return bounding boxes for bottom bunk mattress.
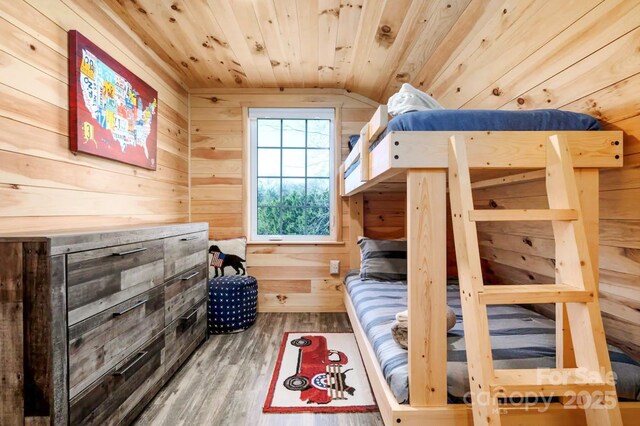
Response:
[344,271,640,404]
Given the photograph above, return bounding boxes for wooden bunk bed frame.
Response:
[341,106,640,425]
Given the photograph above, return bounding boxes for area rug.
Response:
[263,332,378,413]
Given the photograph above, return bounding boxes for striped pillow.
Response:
[358,237,407,281]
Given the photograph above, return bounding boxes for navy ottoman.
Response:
[207,275,258,334]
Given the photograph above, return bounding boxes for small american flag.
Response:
[210,252,225,268]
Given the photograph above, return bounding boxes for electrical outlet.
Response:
[329,260,340,275]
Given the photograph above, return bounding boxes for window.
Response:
[249,108,336,241]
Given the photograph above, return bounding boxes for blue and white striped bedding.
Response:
[345,271,640,404]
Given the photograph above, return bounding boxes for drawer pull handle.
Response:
[180,308,198,322]
[112,351,148,377]
[180,307,199,330]
[180,235,198,241]
[113,247,147,256]
[113,299,147,317]
[181,271,199,281]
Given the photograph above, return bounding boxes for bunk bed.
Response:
[340,105,640,425]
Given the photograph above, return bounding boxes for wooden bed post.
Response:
[349,193,364,269]
[557,169,599,370]
[407,169,447,406]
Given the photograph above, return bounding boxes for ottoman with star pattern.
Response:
[207,275,258,334]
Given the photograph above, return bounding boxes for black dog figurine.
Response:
[209,245,246,277]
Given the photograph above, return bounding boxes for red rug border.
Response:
[262,331,379,414]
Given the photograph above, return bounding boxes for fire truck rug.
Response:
[263,332,378,413]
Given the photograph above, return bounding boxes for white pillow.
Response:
[387,83,444,116]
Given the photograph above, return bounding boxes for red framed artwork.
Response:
[68,30,158,170]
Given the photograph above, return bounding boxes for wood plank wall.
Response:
[364,192,458,277]
[0,0,189,233]
[417,0,640,359]
[189,88,377,312]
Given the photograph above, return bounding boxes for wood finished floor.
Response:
[134,313,383,426]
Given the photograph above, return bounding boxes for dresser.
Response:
[0,223,209,425]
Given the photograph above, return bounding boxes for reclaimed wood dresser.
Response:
[0,223,208,425]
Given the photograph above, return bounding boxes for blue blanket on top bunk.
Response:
[344,271,640,404]
[384,109,601,133]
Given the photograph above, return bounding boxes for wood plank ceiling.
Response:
[104,0,470,102]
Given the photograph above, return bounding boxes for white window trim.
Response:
[248,107,336,242]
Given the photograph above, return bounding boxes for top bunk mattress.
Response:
[344,109,600,178]
[383,108,601,134]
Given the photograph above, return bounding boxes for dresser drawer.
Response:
[67,238,165,326]
[164,299,206,378]
[68,286,165,399]
[69,332,165,426]
[163,231,208,280]
[165,264,207,324]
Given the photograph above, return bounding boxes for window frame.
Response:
[248,107,337,242]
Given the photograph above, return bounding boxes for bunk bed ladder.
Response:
[448,134,622,426]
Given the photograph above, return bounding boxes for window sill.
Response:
[246,240,345,246]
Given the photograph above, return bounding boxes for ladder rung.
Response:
[478,284,594,304]
[491,368,613,396]
[469,209,578,222]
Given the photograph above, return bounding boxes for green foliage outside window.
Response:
[257,179,330,235]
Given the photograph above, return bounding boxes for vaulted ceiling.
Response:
[105,0,471,102]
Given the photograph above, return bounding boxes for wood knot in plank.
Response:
[208,36,229,48]
[171,3,181,12]
[276,294,288,303]
[320,8,339,17]
[376,25,396,48]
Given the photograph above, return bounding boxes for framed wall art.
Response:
[68,30,158,170]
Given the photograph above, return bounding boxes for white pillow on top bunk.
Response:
[387,83,444,116]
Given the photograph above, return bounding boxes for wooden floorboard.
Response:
[134,313,383,426]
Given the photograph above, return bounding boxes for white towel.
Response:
[387,83,444,116]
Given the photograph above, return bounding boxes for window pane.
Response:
[307,120,330,148]
[307,149,330,177]
[305,207,330,235]
[281,207,305,235]
[282,119,306,147]
[257,178,280,206]
[307,178,330,206]
[258,148,280,176]
[257,207,281,235]
[257,119,280,147]
[282,178,305,206]
[282,149,305,177]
